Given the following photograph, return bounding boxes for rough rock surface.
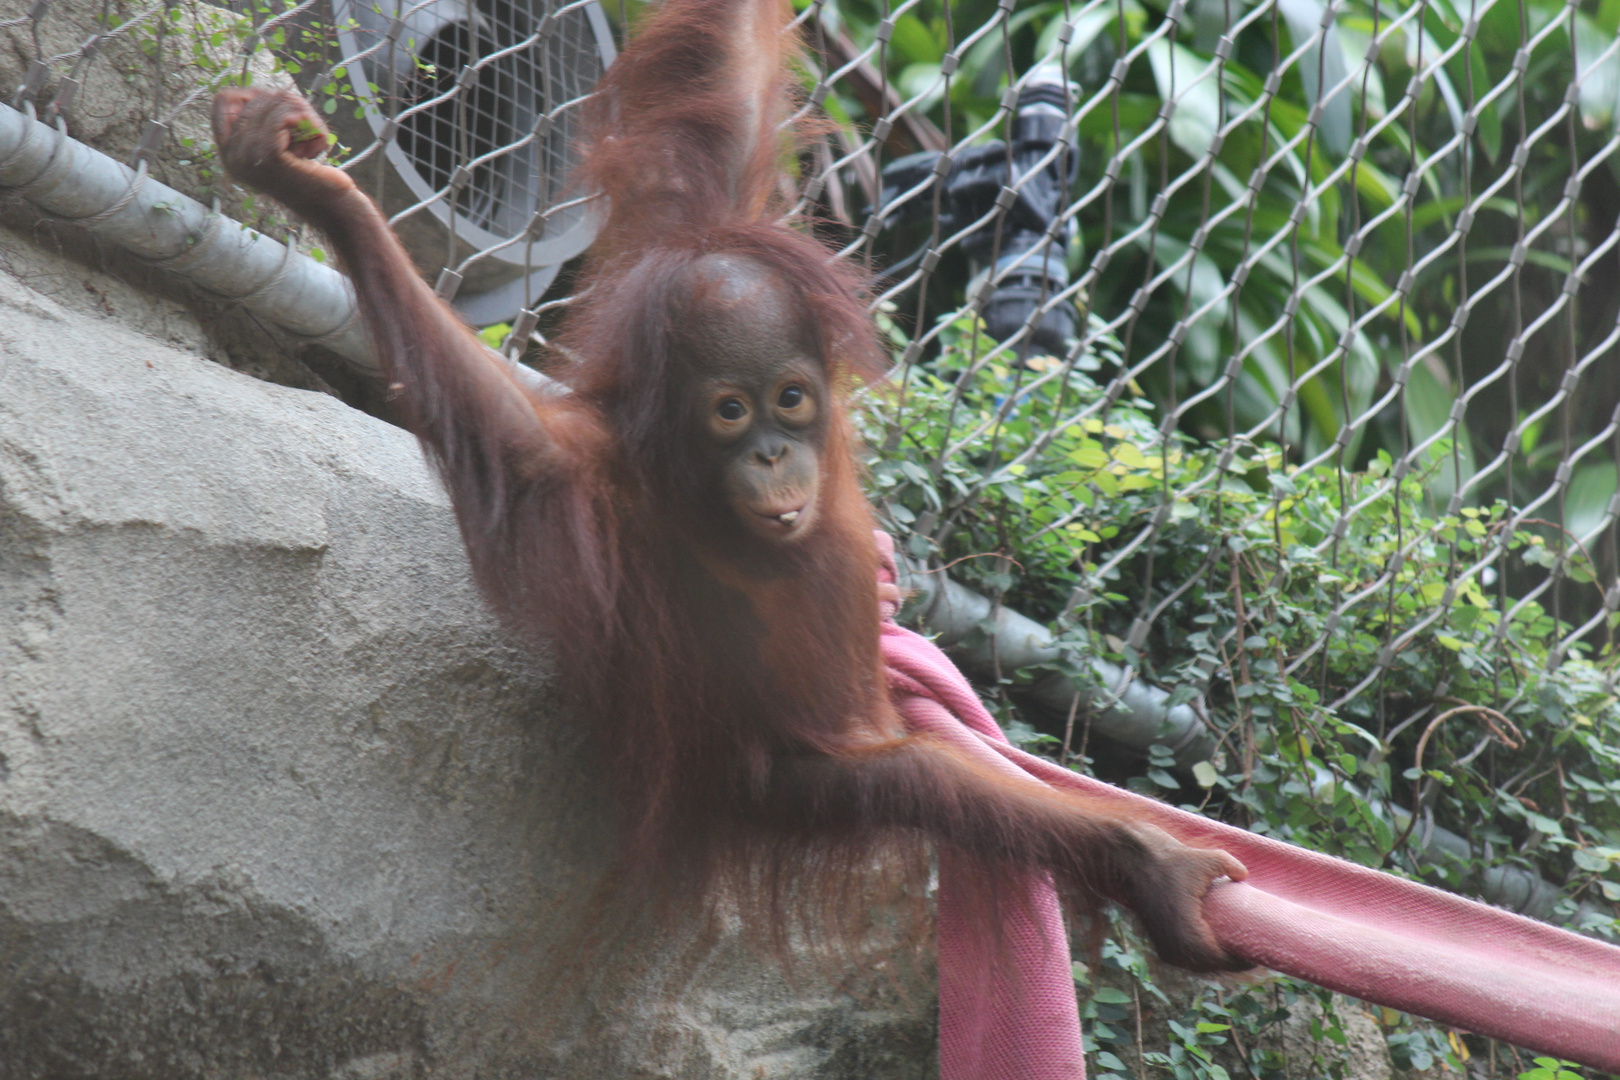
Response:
[0,261,936,1079]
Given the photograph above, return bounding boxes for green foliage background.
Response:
[862,309,1618,1080]
[380,0,1620,1069]
[98,0,1620,1071]
[798,0,1620,1072]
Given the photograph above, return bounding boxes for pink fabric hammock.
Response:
[873,534,1620,1080]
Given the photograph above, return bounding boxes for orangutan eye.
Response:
[717,397,747,421]
[778,384,805,409]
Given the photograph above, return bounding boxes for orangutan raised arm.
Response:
[212,0,1247,978]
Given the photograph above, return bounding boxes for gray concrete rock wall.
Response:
[0,259,936,1078]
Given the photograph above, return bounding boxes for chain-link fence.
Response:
[794,0,1620,955]
[789,0,1620,680]
[5,0,1620,938]
[0,0,614,325]
[6,0,1620,1067]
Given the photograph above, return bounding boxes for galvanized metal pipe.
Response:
[0,101,374,367]
[895,558,1215,766]
[0,101,551,391]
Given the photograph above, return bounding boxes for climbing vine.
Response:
[860,315,1620,1079]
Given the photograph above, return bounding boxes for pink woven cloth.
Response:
[873,533,1620,1079]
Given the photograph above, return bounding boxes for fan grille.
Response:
[380,0,603,244]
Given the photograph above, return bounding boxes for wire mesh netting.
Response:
[788,0,1620,678]
[0,0,612,320]
[4,0,1620,970]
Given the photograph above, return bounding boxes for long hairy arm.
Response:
[212,89,605,523]
[580,0,798,254]
[764,735,1252,973]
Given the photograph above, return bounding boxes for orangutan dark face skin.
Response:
[681,255,828,542]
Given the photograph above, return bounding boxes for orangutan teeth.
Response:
[777,511,800,525]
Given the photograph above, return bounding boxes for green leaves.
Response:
[1572,10,1620,131]
[866,305,1620,969]
[1147,39,1223,160]
[476,323,512,350]
[1277,0,1353,154]
[829,0,1620,1068]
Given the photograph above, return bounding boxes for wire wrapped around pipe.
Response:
[0,101,371,364]
[0,100,552,394]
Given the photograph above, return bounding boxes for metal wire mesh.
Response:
[2,0,1617,755]
[0,0,609,320]
[780,0,1620,720]
[810,0,1620,689]
[6,5,1620,1063]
